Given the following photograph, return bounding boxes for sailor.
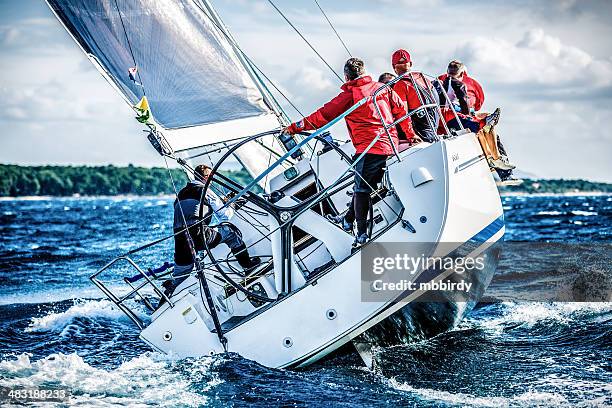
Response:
[170,165,260,292]
[378,72,396,84]
[390,49,439,143]
[438,60,517,182]
[438,60,490,132]
[195,164,261,271]
[283,57,411,246]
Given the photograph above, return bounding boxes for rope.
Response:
[113,0,146,96]
[266,0,344,83]
[189,0,308,121]
[313,0,352,57]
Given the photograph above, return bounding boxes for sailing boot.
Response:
[327,214,353,232]
[484,107,501,129]
[232,243,261,275]
[488,157,516,171]
[353,220,369,247]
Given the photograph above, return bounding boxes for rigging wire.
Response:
[313,0,352,58]
[113,0,146,96]
[190,0,308,121]
[266,0,344,83]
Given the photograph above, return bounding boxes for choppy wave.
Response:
[0,352,219,407]
[0,194,610,406]
[26,300,133,333]
[467,301,612,332]
[388,378,569,407]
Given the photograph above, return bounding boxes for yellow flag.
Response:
[135,96,149,111]
[134,96,151,123]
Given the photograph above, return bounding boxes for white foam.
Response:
[536,211,562,215]
[570,210,597,216]
[0,285,130,306]
[388,378,567,407]
[467,302,612,333]
[0,352,220,406]
[26,299,138,333]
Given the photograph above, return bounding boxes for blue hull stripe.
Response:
[469,214,505,243]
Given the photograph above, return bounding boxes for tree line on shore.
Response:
[0,164,254,197]
[0,164,610,197]
[499,178,611,194]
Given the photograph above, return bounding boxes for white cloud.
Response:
[454,28,612,92]
[293,66,335,92]
[375,0,443,7]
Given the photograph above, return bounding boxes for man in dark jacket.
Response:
[283,58,411,245]
[171,165,260,288]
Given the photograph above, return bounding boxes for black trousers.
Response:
[173,224,221,266]
[345,153,388,235]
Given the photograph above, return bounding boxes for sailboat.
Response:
[46,0,504,368]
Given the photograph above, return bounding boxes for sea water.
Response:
[0,195,610,407]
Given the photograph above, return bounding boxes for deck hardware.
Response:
[280,211,291,222]
[401,219,416,233]
[163,331,172,341]
[283,337,293,348]
[326,309,337,320]
[283,166,299,181]
[182,307,197,324]
[420,216,427,223]
[411,167,434,187]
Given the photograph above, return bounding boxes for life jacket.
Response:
[393,73,439,142]
[173,180,214,230]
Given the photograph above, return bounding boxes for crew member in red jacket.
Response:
[439,60,517,182]
[283,57,411,245]
[438,60,498,133]
[391,49,439,143]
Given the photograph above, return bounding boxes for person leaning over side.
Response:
[438,60,518,183]
[283,57,412,246]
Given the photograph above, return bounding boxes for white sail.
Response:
[46,0,283,151]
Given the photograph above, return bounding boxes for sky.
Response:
[0,0,611,182]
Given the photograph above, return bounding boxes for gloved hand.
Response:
[283,120,304,135]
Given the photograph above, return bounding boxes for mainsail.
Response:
[46,0,281,146]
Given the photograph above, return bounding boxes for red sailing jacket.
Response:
[438,72,485,125]
[438,72,485,111]
[392,73,439,137]
[295,76,410,155]
[392,74,433,110]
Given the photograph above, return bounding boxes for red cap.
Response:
[392,49,411,65]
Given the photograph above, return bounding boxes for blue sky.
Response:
[0,0,611,181]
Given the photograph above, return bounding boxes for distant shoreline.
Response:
[0,194,175,201]
[1,192,610,201]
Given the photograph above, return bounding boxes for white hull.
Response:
[139,133,504,368]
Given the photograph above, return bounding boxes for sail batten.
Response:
[47,0,273,130]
